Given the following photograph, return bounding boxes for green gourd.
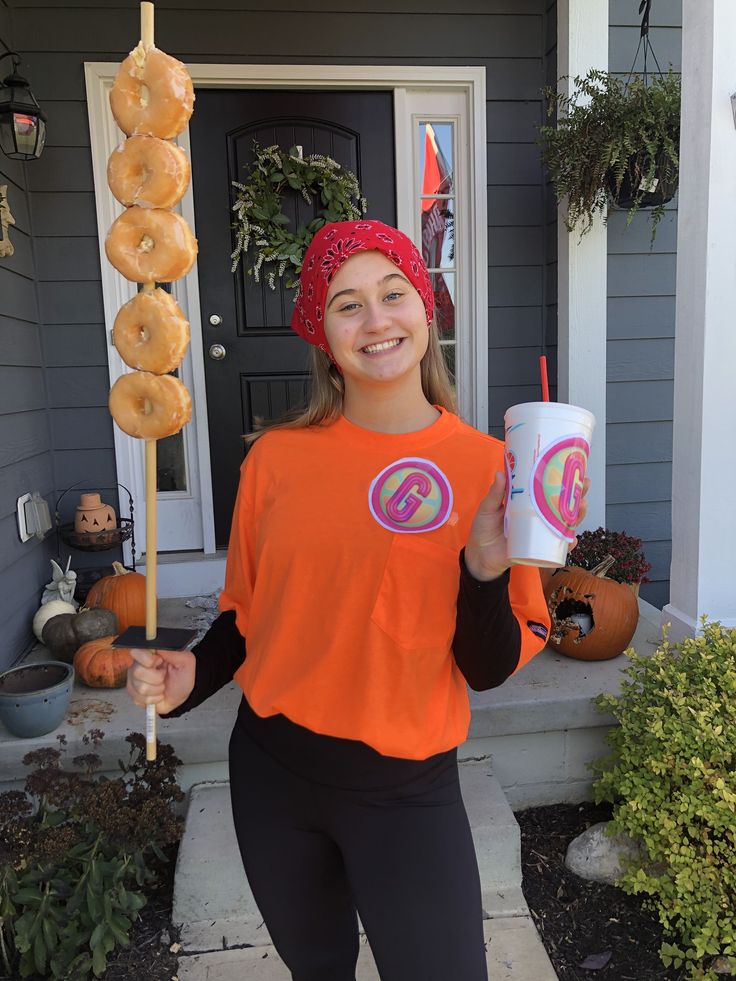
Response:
[41,609,119,663]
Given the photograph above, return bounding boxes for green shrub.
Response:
[0,730,183,979]
[591,621,736,980]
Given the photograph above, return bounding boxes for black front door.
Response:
[190,89,396,547]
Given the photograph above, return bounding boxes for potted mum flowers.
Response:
[566,527,651,593]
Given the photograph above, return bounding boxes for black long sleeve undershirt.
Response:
[161,550,521,720]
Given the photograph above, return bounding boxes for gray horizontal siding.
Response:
[18,10,543,59]
[607,462,672,505]
[606,7,680,609]
[12,0,554,485]
[9,0,546,10]
[0,11,57,670]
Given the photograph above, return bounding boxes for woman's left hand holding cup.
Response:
[464,474,591,582]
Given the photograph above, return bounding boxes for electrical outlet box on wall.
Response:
[17,492,52,542]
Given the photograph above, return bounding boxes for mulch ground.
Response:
[103,843,181,981]
[516,801,686,981]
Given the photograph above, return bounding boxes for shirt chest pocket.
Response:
[370,535,461,650]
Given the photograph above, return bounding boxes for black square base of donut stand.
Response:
[113,626,197,651]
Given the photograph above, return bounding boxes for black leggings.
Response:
[228,713,488,981]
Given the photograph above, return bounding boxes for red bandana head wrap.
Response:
[291,219,434,357]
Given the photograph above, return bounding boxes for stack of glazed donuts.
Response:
[106,25,197,441]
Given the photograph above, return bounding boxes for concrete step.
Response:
[173,760,525,953]
[176,916,558,980]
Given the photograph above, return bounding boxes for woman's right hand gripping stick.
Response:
[127,647,196,716]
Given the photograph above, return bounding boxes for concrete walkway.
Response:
[172,767,559,979]
[176,915,557,980]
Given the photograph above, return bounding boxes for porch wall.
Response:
[0,2,57,669]
[2,0,683,666]
[6,0,556,663]
[607,0,681,610]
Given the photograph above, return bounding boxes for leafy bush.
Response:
[591,621,736,980]
[538,69,681,241]
[567,526,651,584]
[0,730,183,979]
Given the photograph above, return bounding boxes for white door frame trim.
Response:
[556,0,608,531]
[85,63,488,586]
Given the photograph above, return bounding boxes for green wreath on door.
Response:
[231,143,368,291]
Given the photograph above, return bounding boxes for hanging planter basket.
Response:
[605,148,678,211]
[538,69,681,243]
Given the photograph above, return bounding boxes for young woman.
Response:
[127,220,582,981]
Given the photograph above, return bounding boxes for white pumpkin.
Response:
[33,599,77,642]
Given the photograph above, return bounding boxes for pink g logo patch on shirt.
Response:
[369,458,453,533]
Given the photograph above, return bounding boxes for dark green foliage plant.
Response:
[0,730,183,979]
[538,69,681,241]
[591,621,736,980]
[230,142,368,289]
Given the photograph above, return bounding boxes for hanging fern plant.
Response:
[230,143,368,290]
[538,69,681,242]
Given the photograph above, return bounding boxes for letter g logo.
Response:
[369,458,453,533]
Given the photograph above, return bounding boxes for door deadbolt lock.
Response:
[209,314,222,326]
[209,343,227,361]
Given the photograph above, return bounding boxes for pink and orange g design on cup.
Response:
[503,402,595,568]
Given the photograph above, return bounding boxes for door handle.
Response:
[209,343,227,361]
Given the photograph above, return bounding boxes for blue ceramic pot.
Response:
[0,661,74,738]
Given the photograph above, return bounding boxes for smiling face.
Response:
[323,250,430,388]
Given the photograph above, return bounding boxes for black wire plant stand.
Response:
[55,482,137,570]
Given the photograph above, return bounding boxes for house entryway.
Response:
[189,89,397,547]
[86,62,488,591]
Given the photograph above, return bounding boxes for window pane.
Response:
[431,272,455,339]
[422,198,454,269]
[419,123,454,196]
[156,363,189,492]
[157,430,188,492]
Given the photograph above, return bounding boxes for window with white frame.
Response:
[418,121,456,381]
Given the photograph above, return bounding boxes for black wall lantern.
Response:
[0,48,46,161]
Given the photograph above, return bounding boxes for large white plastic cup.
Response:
[503,401,595,567]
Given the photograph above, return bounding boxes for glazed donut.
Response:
[107,136,191,209]
[110,42,194,140]
[105,206,197,283]
[109,371,192,440]
[112,288,190,374]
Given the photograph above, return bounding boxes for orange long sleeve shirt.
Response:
[219,407,550,759]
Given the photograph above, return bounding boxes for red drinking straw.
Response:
[539,355,550,402]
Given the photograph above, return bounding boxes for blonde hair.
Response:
[244,320,457,444]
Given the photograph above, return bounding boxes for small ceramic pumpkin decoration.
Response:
[85,561,146,632]
[73,635,133,688]
[544,557,639,661]
[74,493,117,534]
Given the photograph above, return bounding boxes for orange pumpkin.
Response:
[73,635,134,688]
[85,561,146,632]
[544,566,639,661]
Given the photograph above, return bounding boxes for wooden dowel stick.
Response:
[141,1,154,47]
[145,437,158,761]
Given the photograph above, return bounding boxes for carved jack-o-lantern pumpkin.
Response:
[543,559,639,661]
[74,493,117,535]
